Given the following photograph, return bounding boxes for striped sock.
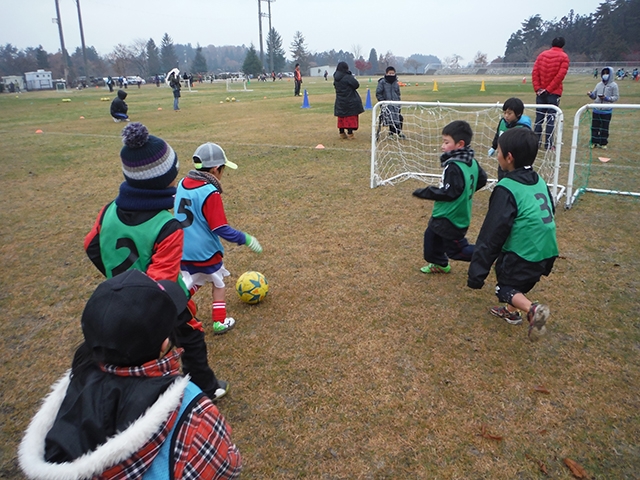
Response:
[212,301,227,323]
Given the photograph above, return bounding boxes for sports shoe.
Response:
[347,133,355,140]
[490,305,523,325]
[397,133,406,139]
[213,317,235,335]
[527,303,549,341]
[339,132,348,139]
[113,117,121,123]
[420,263,451,274]
[601,145,608,150]
[212,379,229,401]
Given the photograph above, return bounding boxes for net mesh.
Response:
[371,102,561,197]
[568,106,640,207]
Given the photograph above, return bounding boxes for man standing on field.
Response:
[531,37,569,150]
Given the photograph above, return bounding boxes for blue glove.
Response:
[244,233,263,254]
[604,96,612,102]
[488,148,495,157]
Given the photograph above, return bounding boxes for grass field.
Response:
[1,74,639,479]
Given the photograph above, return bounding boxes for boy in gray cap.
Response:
[175,142,263,335]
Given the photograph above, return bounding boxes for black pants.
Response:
[423,225,474,266]
[294,80,302,96]
[175,313,220,398]
[534,93,560,148]
[591,112,612,146]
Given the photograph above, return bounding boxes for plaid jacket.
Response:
[19,350,241,480]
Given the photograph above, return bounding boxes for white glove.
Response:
[245,233,263,254]
[488,147,495,157]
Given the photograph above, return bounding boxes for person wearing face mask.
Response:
[587,67,619,149]
[376,66,404,139]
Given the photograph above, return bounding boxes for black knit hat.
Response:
[81,270,188,366]
[120,123,179,190]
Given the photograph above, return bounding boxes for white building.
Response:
[25,69,53,91]
[309,65,335,78]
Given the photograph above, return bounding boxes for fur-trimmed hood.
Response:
[19,371,189,480]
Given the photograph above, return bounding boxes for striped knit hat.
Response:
[120,123,178,189]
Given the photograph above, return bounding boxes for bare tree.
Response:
[473,51,488,66]
[404,58,422,74]
[351,44,362,62]
[130,38,148,76]
[108,44,135,76]
[378,51,397,71]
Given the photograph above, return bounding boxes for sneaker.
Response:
[213,317,235,335]
[339,132,348,139]
[490,305,523,325]
[347,133,355,140]
[212,379,229,401]
[113,117,121,123]
[527,303,549,341]
[601,145,608,150]
[420,263,451,274]
[397,133,406,139]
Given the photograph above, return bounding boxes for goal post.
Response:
[370,101,565,204]
[565,103,640,209]
[226,77,252,92]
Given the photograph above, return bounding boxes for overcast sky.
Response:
[2,0,603,65]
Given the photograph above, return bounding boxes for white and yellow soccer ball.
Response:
[236,271,269,304]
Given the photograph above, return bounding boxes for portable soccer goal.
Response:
[226,77,252,92]
[565,104,640,209]
[370,101,565,204]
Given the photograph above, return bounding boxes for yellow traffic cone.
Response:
[480,80,486,92]
[433,80,438,92]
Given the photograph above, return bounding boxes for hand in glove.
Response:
[245,233,263,254]
[488,147,495,157]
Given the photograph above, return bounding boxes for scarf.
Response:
[187,169,223,193]
[115,182,176,211]
[440,145,475,166]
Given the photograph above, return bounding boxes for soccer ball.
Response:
[236,271,269,304]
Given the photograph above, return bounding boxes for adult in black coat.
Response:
[333,62,364,139]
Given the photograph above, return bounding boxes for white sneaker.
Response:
[213,317,235,335]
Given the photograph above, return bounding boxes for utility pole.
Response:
[75,0,89,81]
[257,0,264,68]
[266,0,275,73]
[53,0,69,85]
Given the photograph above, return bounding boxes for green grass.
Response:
[1,75,639,479]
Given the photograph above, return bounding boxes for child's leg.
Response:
[492,283,549,340]
[600,112,612,146]
[591,113,603,145]
[421,227,450,273]
[445,237,474,262]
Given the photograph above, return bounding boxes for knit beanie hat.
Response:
[120,123,179,189]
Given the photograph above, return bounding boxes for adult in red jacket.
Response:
[531,37,569,149]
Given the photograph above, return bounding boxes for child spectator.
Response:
[413,120,487,274]
[84,123,229,400]
[376,66,404,138]
[109,89,130,122]
[174,142,263,335]
[468,128,557,341]
[587,66,619,149]
[488,97,531,179]
[19,270,241,479]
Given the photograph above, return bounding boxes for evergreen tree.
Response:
[367,48,379,74]
[35,45,49,69]
[146,38,161,75]
[289,31,309,72]
[160,33,178,72]
[191,44,208,73]
[266,28,286,73]
[242,44,263,76]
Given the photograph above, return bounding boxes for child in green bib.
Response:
[468,128,558,341]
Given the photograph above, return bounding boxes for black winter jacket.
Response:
[110,89,128,116]
[333,70,364,117]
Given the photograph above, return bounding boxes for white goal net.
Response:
[565,104,640,209]
[370,101,565,203]
[226,77,252,92]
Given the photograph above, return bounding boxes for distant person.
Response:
[333,61,365,140]
[587,66,619,149]
[324,70,328,81]
[375,66,404,138]
[169,72,181,111]
[413,120,487,274]
[294,63,302,96]
[174,142,263,335]
[468,128,557,341]
[110,89,130,122]
[18,270,242,479]
[531,37,569,150]
[122,76,128,89]
[488,97,532,179]
[84,122,229,401]
[135,75,143,88]
[106,75,114,92]
[633,67,639,81]
[155,74,160,87]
